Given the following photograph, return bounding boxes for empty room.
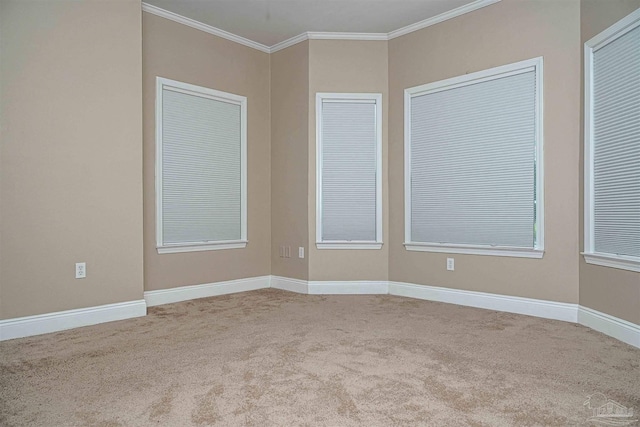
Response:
[1,0,639,425]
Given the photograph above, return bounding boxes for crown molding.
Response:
[270,32,387,53]
[388,0,501,39]
[141,3,271,53]
[307,32,388,41]
[142,0,502,54]
[269,32,309,53]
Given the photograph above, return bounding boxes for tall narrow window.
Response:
[316,93,382,249]
[584,9,640,272]
[404,57,544,258]
[156,77,247,254]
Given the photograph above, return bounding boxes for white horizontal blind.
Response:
[161,88,241,244]
[321,100,378,241]
[410,70,537,248]
[592,24,640,258]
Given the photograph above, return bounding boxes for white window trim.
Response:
[315,93,383,250]
[583,9,640,273]
[583,253,640,273]
[405,243,544,259]
[403,57,545,258]
[155,77,248,254]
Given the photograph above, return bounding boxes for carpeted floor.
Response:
[1,289,638,426]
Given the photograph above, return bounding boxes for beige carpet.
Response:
[1,289,639,426]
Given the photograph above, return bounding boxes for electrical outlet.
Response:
[279,246,294,258]
[75,262,86,279]
[446,258,454,271]
[298,247,304,258]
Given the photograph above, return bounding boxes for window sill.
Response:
[157,241,247,254]
[582,252,640,273]
[404,242,544,259]
[316,242,383,250]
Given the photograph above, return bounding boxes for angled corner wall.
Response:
[307,40,390,282]
[271,41,310,280]
[388,0,582,304]
[578,0,640,325]
[142,12,271,291]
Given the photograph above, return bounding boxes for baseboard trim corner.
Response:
[0,299,147,341]
[271,276,309,294]
[308,280,389,295]
[578,306,640,349]
[144,275,271,307]
[389,281,579,323]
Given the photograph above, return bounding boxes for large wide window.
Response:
[404,57,544,258]
[156,77,247,254]
[584,10,640,272]
[316,93,383,249]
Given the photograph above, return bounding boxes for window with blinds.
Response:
[156,77,247,254]
[316,93,382,249]
[404,57,544,258]
[584,10,640,272]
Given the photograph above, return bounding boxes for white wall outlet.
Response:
[298,247,304,258]
[446,258,455,271]
[75,262,86,279]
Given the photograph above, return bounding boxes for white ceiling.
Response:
[144,0,479,47]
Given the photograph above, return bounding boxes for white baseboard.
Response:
[3,275,637,350]
[270,277,389,295]
[389,281,579,323]
[0,300,147,341]
[578,306,640,348]
[144,275,270,307]
[271,276,308,293]
[308,280,389,295]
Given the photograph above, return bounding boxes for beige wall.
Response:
[4,0,637,330]
[388,0,582,302]
[271,42,310,280]
[308,40,389,281]
[579,0,640,324]
[0,0,144,318]
[142,13,271,291]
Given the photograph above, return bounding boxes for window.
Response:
[584,9,640,272]
[156,77,247,254]
[404,57,544,258]
[316,93,382,249]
